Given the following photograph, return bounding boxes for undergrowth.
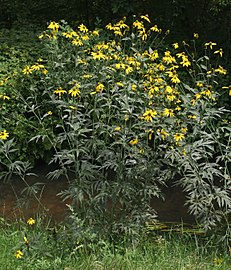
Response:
[0,216,231,270]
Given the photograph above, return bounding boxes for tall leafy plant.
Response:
[0,15,230,240]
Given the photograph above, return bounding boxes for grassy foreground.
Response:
[0,218,230,270]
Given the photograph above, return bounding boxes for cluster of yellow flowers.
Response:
[53,83,81,99]
[39,21,99,47]
[22,59,48,75]
[14,218,36,259]
[106,17,130,37]
[10,16,228,152]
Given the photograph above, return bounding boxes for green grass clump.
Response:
[0,217,230,270]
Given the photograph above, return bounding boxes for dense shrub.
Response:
[0,15,230,240]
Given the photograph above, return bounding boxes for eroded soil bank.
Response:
[0,161,194,224]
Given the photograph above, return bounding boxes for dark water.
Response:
[0,162,194,223]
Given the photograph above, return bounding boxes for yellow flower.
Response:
[143,109,157,122]
[214,48,223,57]
[69,88,80,97]
[114,29,123,36]
[37,58,44,62]
[69,84,81,98]
[157,128,169,140]
[117,19,129,30]
[133,20,144,30]
[42,69,48,75]
[205,41,217,49]
[78,24,88,33]
[213,258,223,266]
[105,23,113,30]
[77,59,88,65]
[129,138,138,145]
[165,29,170,35]
[48,22,59,31]
[195,93,202,100]
[171,74,180,84]
[139,29,147,40]
[222,85,231,96]
[15,250,23,259]
[193,33,199,39]
[27,217,36,225]
[24,236,29,245]
[38,33,44,39]
[83,74,92,79]
[47,111,53,115]
[214,65,227,75]
[201,89,212,97]
[196,81,203,88]
[140,14,151,23]
[172,43,179,49]
[54,88,67,98]
[91,51,106,60]
[0,94,10,100]
[162,51,176,65]
[116,82,124,87]
[188,115,197,119]
[124,115,129,121]
[166,70,180,83]
[176,52,185,58]
[114,126,121,132]
[96,83,105,92]
[92,30,99,36]
[180,127,188,133]
[182,149,187,156]
[0,78,8,86]
[165,85,174,94]
[31,64,45,71]
[174,133,185,142]
[150,50,159,60]
[166,95,176,101]
[62,32,73,38]
[72,39,83,46]
[69,106,77,110]
[0,130,9,140]
[131,84,137,91]
[125,66,133,74]
[150,24,161,33]
[163,108,174,117]
[157,63,165,71]
[146,129,154,140]
[180,56,191,67]
[91,83,105,95]
[22,66,33,75]
[139,148,144,154]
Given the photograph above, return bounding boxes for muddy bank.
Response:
[0,161,194,223]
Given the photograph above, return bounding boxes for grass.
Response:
[0,218,230,270]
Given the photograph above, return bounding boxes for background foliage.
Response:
[0,0,230,65]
